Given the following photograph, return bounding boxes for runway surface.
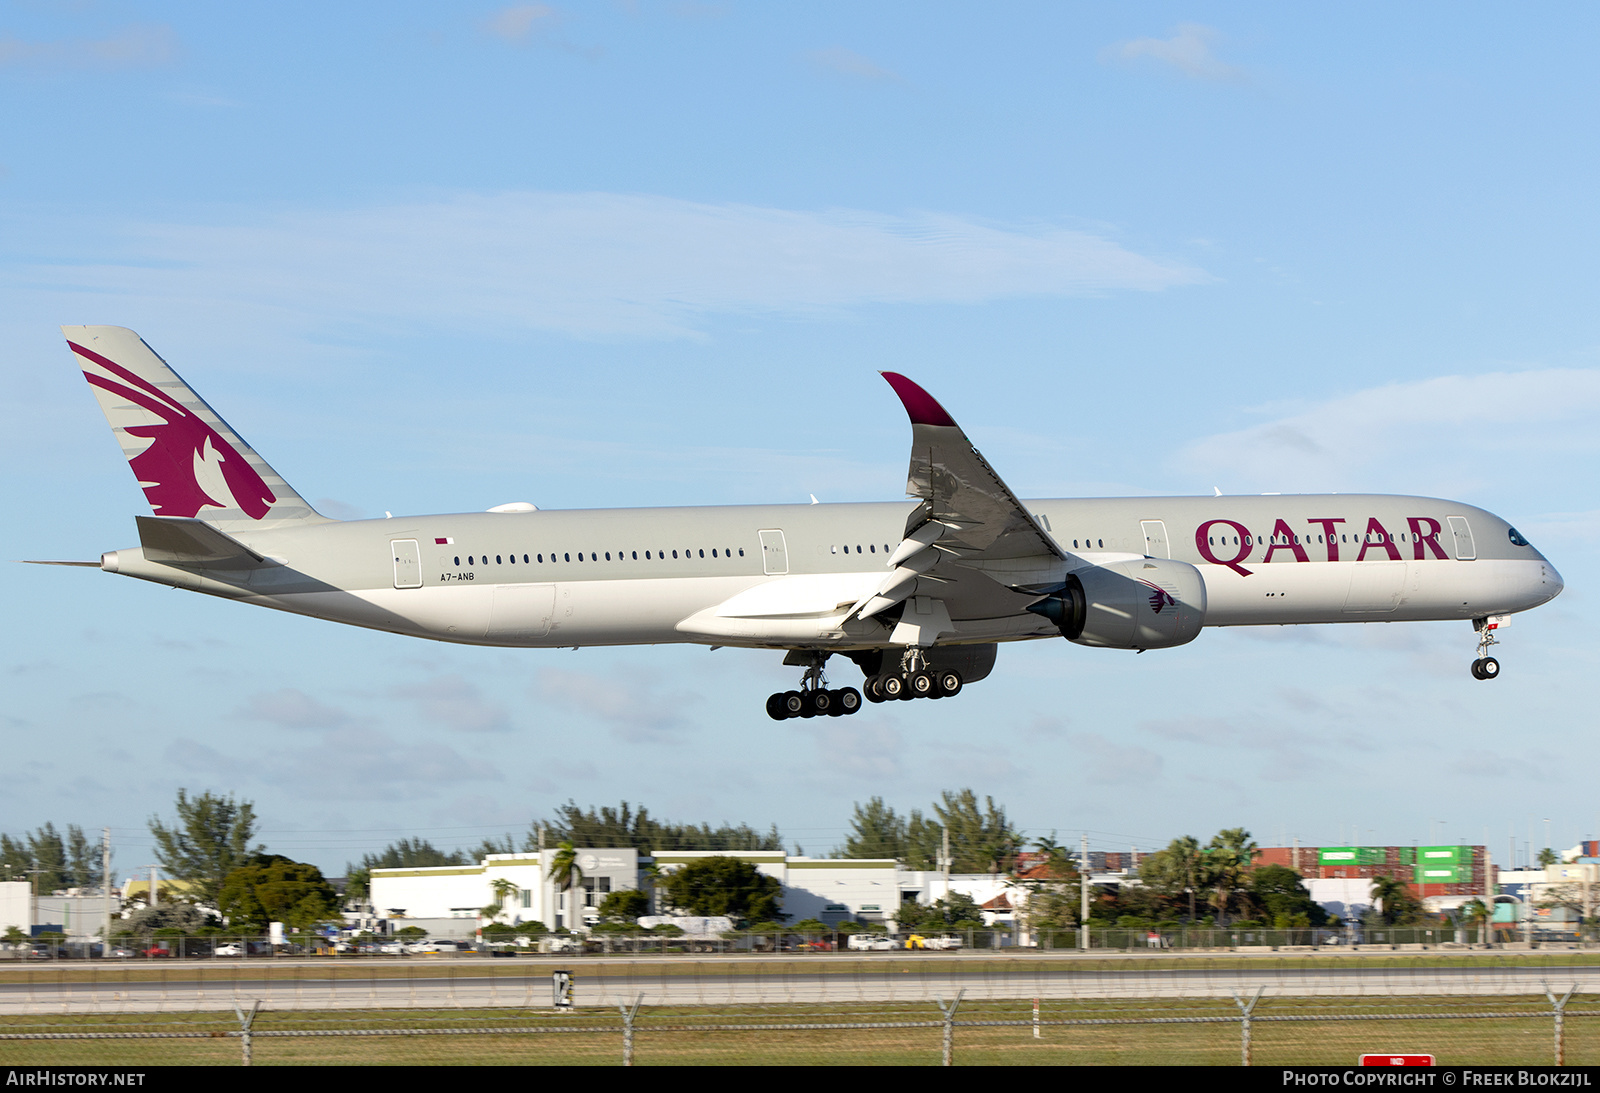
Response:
[3,958,1595,1013]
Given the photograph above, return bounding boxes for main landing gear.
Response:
[766,652,862,721]
[1470,616,1503,681]
[863,648,963,704]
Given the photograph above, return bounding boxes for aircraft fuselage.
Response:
[101,492,1560,651]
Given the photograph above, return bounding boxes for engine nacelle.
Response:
[1027,558,1207,650]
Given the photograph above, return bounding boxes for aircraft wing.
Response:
[852,374,1068,631]
[881,372,1063,561]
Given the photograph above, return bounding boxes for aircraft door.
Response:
[758,529,789,575]
[1447,517,1477,560]
[391,539,422,589]
[1140,520,1170,559]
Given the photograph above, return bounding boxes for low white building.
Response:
[371,848,639,936]
[652,852,903,923]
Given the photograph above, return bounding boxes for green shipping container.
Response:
[1417,845,1470,865]
[1415,866,1467,883]
[1318,846,1386,865]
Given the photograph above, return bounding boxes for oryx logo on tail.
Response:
[68,340,277,520]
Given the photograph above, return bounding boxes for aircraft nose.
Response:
[1546,560,1564,601]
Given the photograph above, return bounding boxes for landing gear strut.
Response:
[863,647,963,704]
[1470,616,1503,681]
[766,652,862,721]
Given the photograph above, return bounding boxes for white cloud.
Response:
[395,674,513,733]
[11,192,1209,340]
[1110,23,1242,82]
[790,714,903,779]
[807,46,899,82]
[1066,731,1162,785]
[0,25,178,70]
[240,688,351,730]
[163,727,500,799]
[1178,368,1600,497]
[535,667,698,743]
[483,4,559,43]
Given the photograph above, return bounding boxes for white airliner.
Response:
[46,326,1562,720]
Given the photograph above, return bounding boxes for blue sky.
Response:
[4,3,1597,877]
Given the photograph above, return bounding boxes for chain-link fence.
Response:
[2,990,1596,1066]
[6,925,1593,960]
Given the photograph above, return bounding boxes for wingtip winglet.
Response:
[880,372,958,428]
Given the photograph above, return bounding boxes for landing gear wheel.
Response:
[1470,658,1484,680]
[864,678,886,703]
[836,687,862,715]
[766,693,788,721]
[909,671,935,698]
[1477,656,1500,680]
[781,690,805,718]
[935,670,963,698]
[812,689,834,716]
[880,674,906,700]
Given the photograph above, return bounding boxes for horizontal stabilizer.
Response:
[136,515,268,570]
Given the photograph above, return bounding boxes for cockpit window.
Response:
[1507,527,1530,547]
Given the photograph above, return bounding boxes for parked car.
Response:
[846,934,898,951]
[212,943,244,957]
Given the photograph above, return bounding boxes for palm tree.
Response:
[484,877,518,923]
[1169,836,1206,922]
[1370,875,1419,925]
[547,842,583,930]
[1206,828,1259,926]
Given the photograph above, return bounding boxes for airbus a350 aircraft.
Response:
[47,326,1563,721]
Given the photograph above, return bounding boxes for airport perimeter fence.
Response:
[3,956,1600,1065]
[7,924,1594,960]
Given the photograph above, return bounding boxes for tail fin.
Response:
[63,326,329,532]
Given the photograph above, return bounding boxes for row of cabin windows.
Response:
[831,544,892,554]
[1206,532,1415,546]
[453,548,746,566]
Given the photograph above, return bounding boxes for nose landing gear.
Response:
[766,652,862,720]
[1470,615,1506,680]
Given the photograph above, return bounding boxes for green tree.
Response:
[350,838,468,874]
[1538,847,1559,867]
[217,855,341,932]
[932,790,1021,874]
[659,857,783,925]
[116,902,215,937]
[537,801,783,854]
[1205,828,1259,925]
[1459,897,1491,940]
[548,841,584,928]
[840,797,907,859]
[597,889,650,922]
[1246,864,1329,927]
[149,790,261,910]
[1139,836,1212,922]
[900,893,985,931]
[1369,875,1425,925]
[483,878,519,923]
